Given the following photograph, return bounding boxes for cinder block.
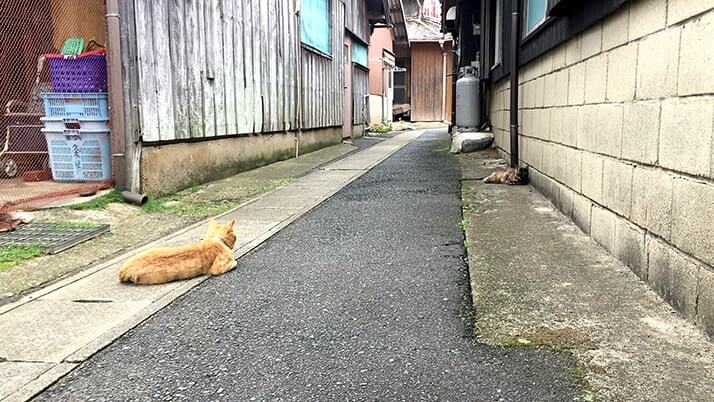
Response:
[534,76,545,108]
[563,148,583,192]
[659,98,714,177]
[572,192,592,234]
[581,152,604,204]
[667,0,714,25]
[603,4,630,50]
[551,44,567,71]
[535,109,551,140]
[540,142,554,177]
[591,205,617,252]
[696,267,714,338]
[581,22,603,59]
[550,143,567,184]
[549,107,563,143]
[568,63,586,105]
[672,179,714,267]
[606,42,638,102]
[631,167,674,240]
[543,72,557,107]
[595,104,624,157]
[678,12,714,96]
[614,218,648,280]
[636,27,680,100]
[622,101,660,164]
[553,183,575,218]
[629,0,667,40]
[647,236,700,319]
[584,54,608,104]
[561,106,578,147]
[554,69,569,107]
[566,35,582,66]
[576,105,598,152]
[602,159,634,217]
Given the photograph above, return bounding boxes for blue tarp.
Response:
[301,0,331,54]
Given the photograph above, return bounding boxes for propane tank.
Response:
[455,67,480,130]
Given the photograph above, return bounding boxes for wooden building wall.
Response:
[410,42,445,122]
[132,0,345,143]
[343,0,369,43]
[352,67,369,124]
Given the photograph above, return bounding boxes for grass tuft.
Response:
[0,244,44,271]
[70,190,123,210]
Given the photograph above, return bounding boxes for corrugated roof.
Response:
[406,16,443,42]
[385,0,409,45]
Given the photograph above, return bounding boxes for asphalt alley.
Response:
[36,130,579,401]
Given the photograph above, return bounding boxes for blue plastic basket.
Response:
[42,93,109,119]
[42,128,112,182]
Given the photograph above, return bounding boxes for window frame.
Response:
[523,0,548,36]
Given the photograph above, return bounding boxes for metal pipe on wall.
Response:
[105,0,127,189]
[509,0,520,168]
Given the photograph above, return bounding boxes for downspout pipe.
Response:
[105,0,127,189]
[509,0,520,168]
[295,0,302,159]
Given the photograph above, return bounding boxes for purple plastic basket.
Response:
[46,52,108,93]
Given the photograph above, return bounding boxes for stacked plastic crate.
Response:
[41,48,111,182]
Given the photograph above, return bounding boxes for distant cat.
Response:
[484,167,529,185]
[118,220,237,285]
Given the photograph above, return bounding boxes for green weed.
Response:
[70,190,123,210]
[0,244,44,270]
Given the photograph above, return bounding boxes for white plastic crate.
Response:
[42,128,112,182]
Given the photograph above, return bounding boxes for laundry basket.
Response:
[42,128,111,182]
[45,49,108,93]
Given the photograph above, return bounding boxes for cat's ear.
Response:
[227,219,236,229]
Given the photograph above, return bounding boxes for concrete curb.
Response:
[0,129,427,402]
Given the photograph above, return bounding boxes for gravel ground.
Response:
[37,130,579,401]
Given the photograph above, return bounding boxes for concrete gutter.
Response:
[459,154,714,401]
[0,130,425,402]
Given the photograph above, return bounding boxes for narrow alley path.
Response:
[37,130,579,401]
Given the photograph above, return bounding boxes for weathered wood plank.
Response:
[151,0,176,141]
[223,0,237,135]
[134,0,160,141]
[202,0,216,137]
[169,0,189,139]
[213,0,227,136]
[252,0,263,133]
[233,0,247,133]
[186,0,205,138]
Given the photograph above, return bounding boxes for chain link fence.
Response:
[0,0,112,220]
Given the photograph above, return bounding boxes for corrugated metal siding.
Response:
[344,0,369,43]
[352,67,369,125]
[133,0,344,142]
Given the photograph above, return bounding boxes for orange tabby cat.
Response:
[118,220,237,285]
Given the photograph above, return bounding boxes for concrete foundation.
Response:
[141,127,341,195]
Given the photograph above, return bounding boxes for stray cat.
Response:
[484,167,529,185]
[118,220,237,285]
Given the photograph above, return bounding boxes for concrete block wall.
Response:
[489,0,714,337]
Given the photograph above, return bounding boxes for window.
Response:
[525,0,547,35]
[493,0,503,67]
[301,0,331,55]
[351,41,368,68]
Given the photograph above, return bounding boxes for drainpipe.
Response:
[509,0,520,168]
[295,0,302,159]
[105,0,127,189]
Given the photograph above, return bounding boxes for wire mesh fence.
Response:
[0,0,112,218]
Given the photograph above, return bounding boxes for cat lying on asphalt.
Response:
[484,167,529,185]
[118,220,237,285]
